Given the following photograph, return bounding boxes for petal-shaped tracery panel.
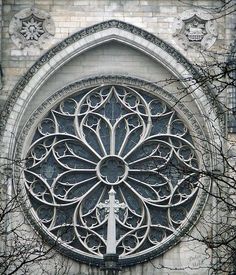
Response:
[20,79,208,267]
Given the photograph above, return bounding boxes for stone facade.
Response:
[1,0,233,131]
[0,1,235,275]
[0,0,233,103]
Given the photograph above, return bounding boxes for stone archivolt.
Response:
[1,20,201,139]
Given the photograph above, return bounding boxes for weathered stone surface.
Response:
[0,1,234,274]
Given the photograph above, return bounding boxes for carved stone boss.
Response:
[9,7,55,50]
[173,10,217,50]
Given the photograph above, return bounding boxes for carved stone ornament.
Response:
[9,7,55,50]
[173,10,217,50]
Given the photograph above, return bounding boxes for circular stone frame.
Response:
[14,75,211,267]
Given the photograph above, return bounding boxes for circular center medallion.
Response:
[97,156,128,185]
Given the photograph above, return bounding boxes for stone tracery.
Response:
[22,82,205,266]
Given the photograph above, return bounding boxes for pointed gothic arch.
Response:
[1,20,221,158]
[0,19,224,268]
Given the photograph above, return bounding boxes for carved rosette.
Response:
[9,7,55,50]
[173,10,217,50]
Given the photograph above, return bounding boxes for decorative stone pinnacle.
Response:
[109,187,116,195]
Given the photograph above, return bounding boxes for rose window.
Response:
[23,83,201,266]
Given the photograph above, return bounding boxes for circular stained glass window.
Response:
[22,79,205,266]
